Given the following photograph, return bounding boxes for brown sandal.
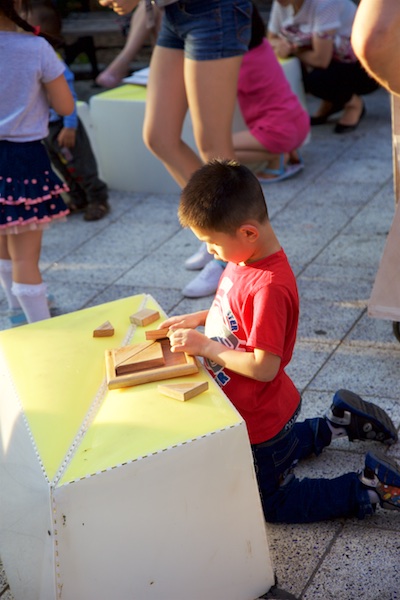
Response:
[84,202,110,222]
[67,199,88,214]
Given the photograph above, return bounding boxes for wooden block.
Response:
[145,327,170,341]
[105,338,199,389]
[114,341,165,375]
[157,381,209,401]
[129,308,160,327]
[93,321,114,337]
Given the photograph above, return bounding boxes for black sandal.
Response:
[84,202,110,221]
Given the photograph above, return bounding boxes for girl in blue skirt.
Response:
[0,0,73,326]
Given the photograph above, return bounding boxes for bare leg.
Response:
[7,229,43,284]
[184,55,242,164]
[143,46,203,187]
[233,129,280,165]
[96,1,162,88]
[144,47,243,300]
[337,94,364,126]
[144,48,243,188]
[0,235,10,260]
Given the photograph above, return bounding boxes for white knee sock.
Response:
[0,259,21,310]
[11,282,51,323]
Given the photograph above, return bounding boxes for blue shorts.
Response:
[156,0,252,60]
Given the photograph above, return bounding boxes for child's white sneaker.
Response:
[184,243,213,271]
[182,260,225,298]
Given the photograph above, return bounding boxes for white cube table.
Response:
[0,294,274,600]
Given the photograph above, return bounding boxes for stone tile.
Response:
[302,525,400,599]
[345,311,400,350]
[265,520,342,599]
[309,344,400,400]
[297,297,365,343]
[285,340,337,392]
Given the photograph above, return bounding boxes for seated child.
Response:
[28,3,110,221]
[233,4,310,183]
[161,159,399,523]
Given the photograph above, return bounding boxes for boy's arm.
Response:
[62,62,78,130]
[168,328,281,383]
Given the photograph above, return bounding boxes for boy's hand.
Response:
[57,127,76,149]
[160,310,207,332]
[168,328,210,357]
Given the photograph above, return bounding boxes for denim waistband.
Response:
[252,401,302,449]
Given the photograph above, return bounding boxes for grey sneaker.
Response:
[182,260,225,298]
[360,450,400,511]
[326,389,398,444]
[184,243,213,271]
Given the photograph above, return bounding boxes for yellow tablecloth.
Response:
[0,294,241,485]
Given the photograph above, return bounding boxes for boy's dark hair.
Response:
[178,160,269,234]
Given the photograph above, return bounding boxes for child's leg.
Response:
[8,229,50,323]
[252,421,373,523]
[232,130,305,180]
[0,236,21,310]
[65,120,109,221]
[253,390,397,523]
[233,129,281,167]
[44,123,88,212]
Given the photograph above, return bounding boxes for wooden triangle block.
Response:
[129,308,160,327]
[114,341,165,375]
[157,381,208,401]
[93,321,114,337]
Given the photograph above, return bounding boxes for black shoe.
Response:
[334,104,366,134]
[326,389,398,444]
[310,103,343,125]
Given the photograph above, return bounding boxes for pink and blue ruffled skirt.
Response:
[0,140,69,234]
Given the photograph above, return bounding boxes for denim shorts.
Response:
[156,0,252,60]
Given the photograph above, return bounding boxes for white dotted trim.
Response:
[57,423,242,487]
[51,295,155,486]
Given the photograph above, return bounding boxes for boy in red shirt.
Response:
[161,159,400,522]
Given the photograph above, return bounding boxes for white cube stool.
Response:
[0,294,274,600]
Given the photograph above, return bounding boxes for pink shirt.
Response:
[237,39,310,154]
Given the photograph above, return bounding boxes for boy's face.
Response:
[191,225,254,265]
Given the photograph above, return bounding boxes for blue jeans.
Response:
[157,0,252,60]
[252,417,374,523]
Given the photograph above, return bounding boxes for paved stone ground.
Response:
[1,58,399,600]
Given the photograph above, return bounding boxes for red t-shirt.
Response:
[204,249,300,444]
